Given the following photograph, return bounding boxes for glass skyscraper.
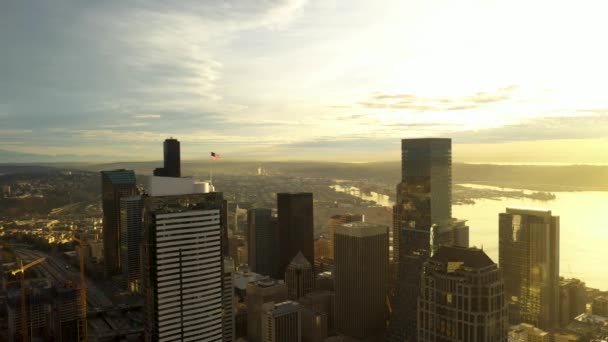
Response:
[499,207,560,330]
[387,138,452,342]
[101,169,137,278]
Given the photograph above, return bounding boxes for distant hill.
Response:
[0,149,114,164]
[2,159,607,191]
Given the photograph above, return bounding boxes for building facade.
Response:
[247,208,280,279]
[285,252,314,300]
[388,138,452,342]
[246,279,289,342]
[120,195,143,293]
[277,193,314,277]
[328,214,364,259]
[141,192,227,342]
[559,278,587,327]
[418,246,508,342]
[101,169,137,278]
[334,222,388,341]
[261,301,302,342]
[499,208,560,330]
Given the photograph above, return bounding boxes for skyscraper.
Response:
[120,196,143,293]
[153,138,181,177]
[277,193,314,277]
[418,246,508,342]
[246,279,288,342]
[499,208,560,330]
[328,213,364,259]
[388,138,452,342]
[223,257,236,342]
[141,191,227,341]
[559,278,587,327]
[334,222,388,341]
[261,301,302,342]
[248,208,280,278]
[328,214,365,258]
[101,169,137,278]
[285,252,314,300]
[163,138,181,177]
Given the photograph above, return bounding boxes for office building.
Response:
[299,290,335,334]
[223,258,236,342]
[246,279,288,342]
[285,252,314,300]
[141,191,227,342]
[334,222,388,341]
[301,307,327,342]
[277,193,314,276]
[418,246,508,342]
[101,169,137,278]
[559,279,587,327]
[388,138,452,342]
[248,208,280,278]
[120,196,143,293]
[7,279,53,342]
[154,138,181,177]
[499,208,560,330]
[328,214,364,259]
[592,296,608,316]
[51,283,85,342]
[261,301,302,342]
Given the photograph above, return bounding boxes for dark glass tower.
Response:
[277,193,314,277]
[101,169,137,278]
[499,208,560,330]
[163,138,181,177]
[387,138,452,342]
[247,208,280,279]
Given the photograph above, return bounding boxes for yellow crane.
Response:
[73,237,88,342]
[11,257,46,342]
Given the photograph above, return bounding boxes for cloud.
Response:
[360,86,518,112]
[451,114,608,144]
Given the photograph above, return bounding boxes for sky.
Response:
[2,0,608,163]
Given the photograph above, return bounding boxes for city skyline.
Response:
[2,1,608,164]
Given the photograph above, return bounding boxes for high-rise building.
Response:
[299,290,335,334]
[499,208,560,330]
[163,138,181,177]
[141,191,227,342]
[101,169,137,278]
[223,258,236,342]
[246,279,288,342]
[277,193,314,277]
[152,138,181,177]
[120,196,143,293]
[592,296,608,316]
[248,208,280,279]
[418,246,508,342]
[51,283,85,342]
[559,278,587,327]
[334,222,388,341]
[301,307,328,342]
[261,301,302,342]
[388,138,452,342]
[285,252,314,300]
[328,214,364,259]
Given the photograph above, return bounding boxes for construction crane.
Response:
[73,237,88,342]
[11,257,46,342]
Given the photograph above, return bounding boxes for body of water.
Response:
[331,183,608,290]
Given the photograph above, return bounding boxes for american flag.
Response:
[211,152,221,160]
